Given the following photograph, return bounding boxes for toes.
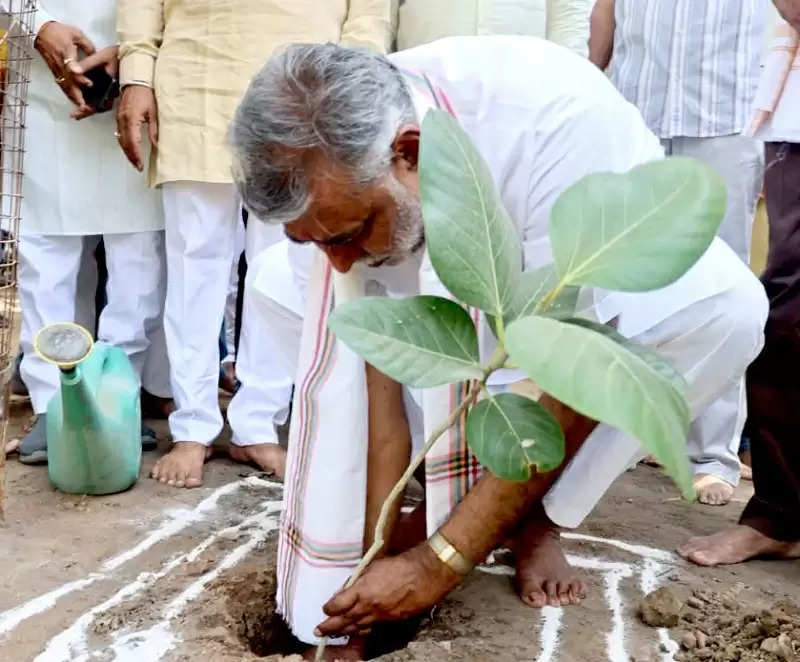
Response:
[569,580,586,604]
[687,550,714,567]
[521,588,548,608]
[185,476,203,488]
[544,580,560,607]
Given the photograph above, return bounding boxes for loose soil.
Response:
[2,394,800,662]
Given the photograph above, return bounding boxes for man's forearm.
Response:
[117,0,164,88]
[340,0,395,54]
[775,0,800,31]
[589,0,615,69]
[439,395,597,565]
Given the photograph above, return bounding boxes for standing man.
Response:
[679,9,800,567]
[589,0,768,506]
[397,0,593,56]
[115,1,395,488]
[15,1,168,463]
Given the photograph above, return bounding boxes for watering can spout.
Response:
[34,323,142,495]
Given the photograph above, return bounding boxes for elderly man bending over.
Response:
[230,38,767,659]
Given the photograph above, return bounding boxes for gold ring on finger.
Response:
[63,57,74,65]
[55,76,65,84]
[114,131,121,138]
[358,628,372,636]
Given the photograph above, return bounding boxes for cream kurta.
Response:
[117,0,395,186]
[19,0,164,235]
[397,0,593,56]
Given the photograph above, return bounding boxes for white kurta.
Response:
[22,0,163,235]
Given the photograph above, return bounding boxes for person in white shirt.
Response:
[228,38,767,655]
[8,1,169,463]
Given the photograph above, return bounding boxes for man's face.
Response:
[284,129,425,273]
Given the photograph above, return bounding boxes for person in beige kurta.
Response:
[115,1,395,487]
[397,0,593,56]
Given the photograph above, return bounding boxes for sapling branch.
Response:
[315,348,508,660]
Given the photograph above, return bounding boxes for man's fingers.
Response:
[63,82,88,110]
[73,29,96,56]
[119,116,144,171]
[71,105,96,120]
[322,587,360,616]
[315,614,361,637]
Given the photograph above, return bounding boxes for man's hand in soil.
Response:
[35,22,96,113]
[116,84,159,171]
[70,46,120,120]
[315,544,461,637]
[775,0,800,30]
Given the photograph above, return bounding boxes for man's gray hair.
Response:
[230,43,416,224]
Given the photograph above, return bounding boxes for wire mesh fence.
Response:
[0,0,35,516]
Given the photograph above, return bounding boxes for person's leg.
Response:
[653,135,764,501]
[74,236,100,333]
[18,233,84,461]
[154,182,239,488]
[680,142,800,565]
[686,378,745,504]
[98,231,166,380]
[227,241,312,476]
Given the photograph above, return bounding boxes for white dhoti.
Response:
[243,237,766,643]
[19,231,167,414]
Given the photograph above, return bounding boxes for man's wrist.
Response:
[426,530,475,576]
[118,51,156,89]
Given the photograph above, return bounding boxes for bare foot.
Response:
[302,636,366,661]
[694,474,734,506]
[150,442,212,488]
[513,508,586,608]
[5,438,19,455]
[229,443,286,479]
[678,525,800,566]
[739,461,753,481]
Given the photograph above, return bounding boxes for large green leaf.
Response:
[466,393,565,481]
[327,295,483,388]
[506,267,579,322]
[419,109,522,318]
[549,157,726,292]
[504,315,694,498]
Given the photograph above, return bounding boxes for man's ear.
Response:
[392,125,421,171]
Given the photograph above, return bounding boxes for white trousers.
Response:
[226,224,299,446]
[161,182,241,443]
[19,231,167,414]
[242,240,767,526]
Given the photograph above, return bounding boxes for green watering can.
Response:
[35,322,142,495]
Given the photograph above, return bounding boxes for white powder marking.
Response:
[562,533,677,563]
[1,478,279,644]
[538,606,563,662]
[0,576,102,636]
[107,505,281,661]
[35,500,282,662]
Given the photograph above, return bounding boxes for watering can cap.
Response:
[34,322,93,369]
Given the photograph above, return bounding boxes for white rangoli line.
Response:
[34,499,282,662]
[538,606,563,662]
[108,506,281,662]
[561,533,677,563]
[0,476,280,640]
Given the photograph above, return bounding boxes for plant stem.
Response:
[314,374,490,660]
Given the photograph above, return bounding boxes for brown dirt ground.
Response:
[2,391,800,662]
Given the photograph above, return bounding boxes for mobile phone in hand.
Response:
[83,67,120,113]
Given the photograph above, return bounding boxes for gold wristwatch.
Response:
[427,530,474,575]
